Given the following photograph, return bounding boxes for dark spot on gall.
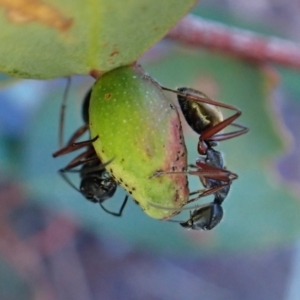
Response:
[110,50,119,57]
[129,191,132,195]
[105,93,111,99]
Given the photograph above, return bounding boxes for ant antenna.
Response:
[59,77,72,148]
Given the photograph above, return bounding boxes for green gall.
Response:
[89,65,189,219]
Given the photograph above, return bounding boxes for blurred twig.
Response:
[167,15,300,70]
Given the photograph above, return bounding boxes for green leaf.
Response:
[0,0,196,79]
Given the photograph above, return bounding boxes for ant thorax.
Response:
[202,148,230,205]
[205,147,224,169]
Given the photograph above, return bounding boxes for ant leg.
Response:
[148,199,218,213]
[200,114,248,142]
[161,86,239,110]
[99,195,129,217]
[66,124,89,145]
[56,78,92,156]
[150,162,236,208]
[185,183,229,205]
[63,149,98,170]
[59,168,81,193]
[209,123,248,142]
[80,158,115,176]
[195,160,238,181]
[198,117,248,154]
[59,77,72,148]
[53,135,98,158]
[151,161,237,183]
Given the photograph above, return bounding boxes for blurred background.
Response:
[1,0,300,299]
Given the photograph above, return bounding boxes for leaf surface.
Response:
[0,0,196,78]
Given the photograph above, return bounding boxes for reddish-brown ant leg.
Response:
[53,135,98,158]
[198,114,248,154]
[66,124,88,145]
[152,165,236,182]
[185,160,237,205]
[187,183,229,204]
[151,160,237,183]
[151,160,236,206]
[200,111,246,142]
[194,160,238,181]
[209,123,248,142]
[63,148,98,170]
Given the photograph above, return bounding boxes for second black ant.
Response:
[150,86,248,230]
[52,80,128,217]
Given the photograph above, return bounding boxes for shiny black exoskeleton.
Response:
[180,202,224,230]
[180,146,231,230]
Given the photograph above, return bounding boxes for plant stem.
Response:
[167,15,300,70]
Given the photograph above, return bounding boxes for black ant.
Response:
[179,146,237,230]
[150,86,248,230]
[52,81,128,217]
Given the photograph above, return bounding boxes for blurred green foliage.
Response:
[0,0,196,78]
[21,49,300,255]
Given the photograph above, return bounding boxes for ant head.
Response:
[80,174,117,203]
[180,203,223,230]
